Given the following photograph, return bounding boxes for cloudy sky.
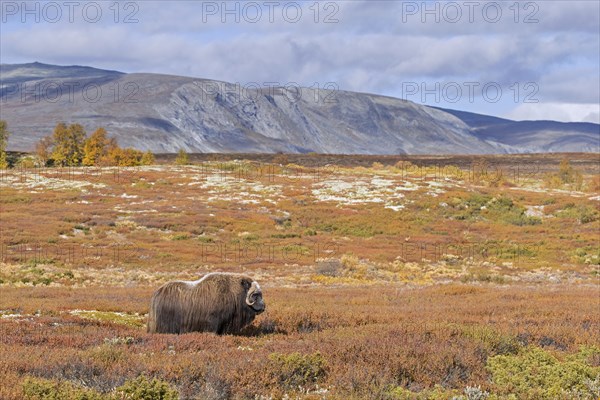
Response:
[1,0,599,123]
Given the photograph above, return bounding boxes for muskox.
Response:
[147,272,265,334]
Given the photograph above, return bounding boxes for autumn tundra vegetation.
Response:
[0,119,598,399]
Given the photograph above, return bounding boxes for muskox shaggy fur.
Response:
[147,272,265,334]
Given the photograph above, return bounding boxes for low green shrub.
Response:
[557,204,599,224]
[486,346,600,400]
[447,195,541,226]
[23,375,179,400]
[387,385,462,399]
[114,375,179,400]
[268,351,328,390]
[22,377,103,400]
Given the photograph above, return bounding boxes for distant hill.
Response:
[436,108,599,153]
[1,62,598,154]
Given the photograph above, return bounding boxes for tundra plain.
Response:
[0,153,599,399]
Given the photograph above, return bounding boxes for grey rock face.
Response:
[1,63,598,154]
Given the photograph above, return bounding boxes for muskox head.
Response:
[243,279,265,314]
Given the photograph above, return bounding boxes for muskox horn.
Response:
[245,281,260,306]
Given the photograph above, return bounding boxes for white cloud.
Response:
[506,103,600,123]
[0,0,598,123]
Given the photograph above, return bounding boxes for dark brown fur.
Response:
[147,273,264,334]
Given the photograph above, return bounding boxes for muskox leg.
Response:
[197,318,219,334]
[147,315,156,333]
[147,297,159,333]
[150,299,183,334]
[217,317,238,335]
[164,306,183,334]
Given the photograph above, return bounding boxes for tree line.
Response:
[0,120,8,168]
[0,120,155,168]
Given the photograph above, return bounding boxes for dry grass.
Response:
[1,285,598,399]
[0,154,599,398]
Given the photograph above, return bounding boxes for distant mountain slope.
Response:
[437,108,600,153]
[1,62,598,154]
